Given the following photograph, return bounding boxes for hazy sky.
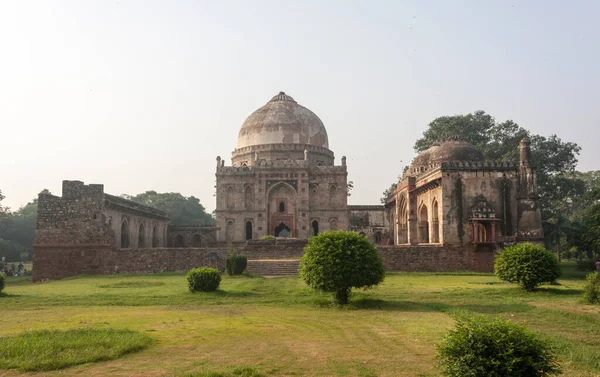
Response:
[1,0,599,212]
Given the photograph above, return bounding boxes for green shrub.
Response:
[300,230,384,304]
[583,271,600,304]
[226,250,247,276]
[437,313,561,377]
[0,274,4,293]
[494,243,560,291]
[187,267,221,292]
[259,235,275,240]
[0,328,151,371]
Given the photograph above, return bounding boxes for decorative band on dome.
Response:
[269,91,297,103]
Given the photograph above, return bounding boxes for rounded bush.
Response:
[187,267,221,292]
[300,230,384,304]
[226,252,248,276]
[438,313,561,377]
[583,271,600,304]
[494,243,560,291]
[0,274,4,293]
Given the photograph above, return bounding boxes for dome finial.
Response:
[269,92,296,103]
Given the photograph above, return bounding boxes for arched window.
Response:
[419,204,429,243]
[245,221,253,240]
[138,223,145,248]
[174,234,185,247]
[192,233,202,247]
[152,225,159,248]
[311,220,319,236]
[279,201,285,213]
[226,221,234,241]
[120,219,129,249]
[244,185,253,210]
[226,186,234,209]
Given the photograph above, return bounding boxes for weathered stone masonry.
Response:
[33,240,493,282]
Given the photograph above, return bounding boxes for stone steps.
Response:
[245,259,300,276]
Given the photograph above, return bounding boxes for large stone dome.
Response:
[409,137,484,174]
[237,92,329,149]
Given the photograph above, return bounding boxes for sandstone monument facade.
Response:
[32,91,543,281]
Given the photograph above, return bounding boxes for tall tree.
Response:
[123,191,214,226]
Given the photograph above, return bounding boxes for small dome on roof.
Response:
[408,137,484,174]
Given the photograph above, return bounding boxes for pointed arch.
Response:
[192,233,202,247]
[245,221,253,240]
[418,202,429,243]
[152,225,159,248]
[329,185,338,207]
[226,186,234,209]
[330,218,338,230]
[138,223,145,248]
[398,195,409,244]
[244,185,253,210]
[226,220,235,241]
[432,198,440,243]
[311,220,319,236]
[120,219,129,249]
[174,234,185,247]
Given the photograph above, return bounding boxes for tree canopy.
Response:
[122,191,213,226]
[0,193,37,262]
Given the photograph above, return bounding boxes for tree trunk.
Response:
[335,287,351,305]
[557,234,561,262]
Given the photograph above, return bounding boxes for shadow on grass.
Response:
[454,302,534,314]
[347,298,536,315]
[534,287,582,296]
[350,298,452,312]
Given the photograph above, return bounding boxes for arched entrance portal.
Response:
[245,221,253,240]
[275,222,291,238]
[268,182,297,238]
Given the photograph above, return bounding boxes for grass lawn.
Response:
[0,263,598,376]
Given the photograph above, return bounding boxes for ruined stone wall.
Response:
[348,205,390,244]
[32,245,228,282]
[35,181,115,246]
[32,241,494,282]
[378,245,494,272]
[167,226,218,247]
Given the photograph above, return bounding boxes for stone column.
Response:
[406,177,418,245]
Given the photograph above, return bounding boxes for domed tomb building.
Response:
[385,137,544,248]
[215,92,349,242]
